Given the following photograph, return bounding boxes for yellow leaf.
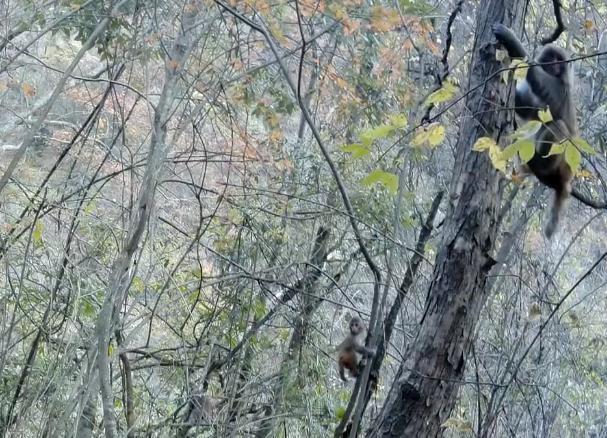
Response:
[512,59,528,81]
[427,124,445,147]
[32,221,43,245]
[496,48,508,62]
[425,82,457,105]
[412,129,429,147]
[488,145,507,172]
[538,108,553,123]
[472,137,496,152]
[389,113,408,128]
[269,130,283,143]
[547,142,566,156]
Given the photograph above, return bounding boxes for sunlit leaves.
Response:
[511,59,528,81]
[472,137,506,172]
[511,120,542,140]
[564,141,582,172]
[33,220,44,246]
[335,406,347,420]
[360,124,395,147]
[538,108,553,124]
[361,169,399,194]
[425,81,458,105]
[342,114,408,157]
[412,123,445,148]
[573,137,595,155]
[390,113,408,128]
[516,139,535,163]
[340,143,371,158]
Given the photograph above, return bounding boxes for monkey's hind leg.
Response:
[339,364,347,382]
[545,187,569,238]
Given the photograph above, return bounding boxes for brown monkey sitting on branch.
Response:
[493,23,577,238]
[337,316,375,381]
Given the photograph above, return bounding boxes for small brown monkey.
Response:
[336,316,375,381]
[493,24,577,238]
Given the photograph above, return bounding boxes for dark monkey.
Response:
[493,24,577,238]
[337,316,375,381]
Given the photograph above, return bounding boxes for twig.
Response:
[541,0,566,44]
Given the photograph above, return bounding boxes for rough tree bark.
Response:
[367,1,525,436]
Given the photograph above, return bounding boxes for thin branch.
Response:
[421,0,464,124]
[541,0,566,45]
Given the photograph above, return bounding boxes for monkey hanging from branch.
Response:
[492,23,579,238]
[336,316,375,381]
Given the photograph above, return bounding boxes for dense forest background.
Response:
[1,0,607,437]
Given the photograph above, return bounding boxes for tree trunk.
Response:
[367,1,525,436]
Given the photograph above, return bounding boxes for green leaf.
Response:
[547,142,566,156]
[360,124,394,146]
[33,220,43,245]
[427,124,445,147]
[565,144,582,172]
[538,108,553,123]
[501,143,519,160]
[389,113,408,128]
[512,121,541,139]
[335,406,347,420]
[82,300,95,318]
[341,143,371,158]
[425,82,457,105]
[253,298,267,320]
[572,137,595,155]
[361,169,399,194]
[518,139,535,162]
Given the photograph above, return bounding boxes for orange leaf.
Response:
[22,83,36,97]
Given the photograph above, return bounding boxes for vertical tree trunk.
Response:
[95,3,203,437]
[367,1,525,436]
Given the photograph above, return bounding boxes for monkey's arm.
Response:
[525,67,567,116]
[353,344,376,357]
[492,24,527,58]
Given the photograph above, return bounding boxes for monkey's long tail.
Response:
[545,189,568,238]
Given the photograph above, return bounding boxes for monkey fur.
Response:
[337,316,375,381]
[493,24,577,238]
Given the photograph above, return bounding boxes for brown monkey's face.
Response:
[350,317,364,335]
[539,47,567,77]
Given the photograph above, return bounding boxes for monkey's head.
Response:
[349,317,365,335]
[538,45,569,78]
